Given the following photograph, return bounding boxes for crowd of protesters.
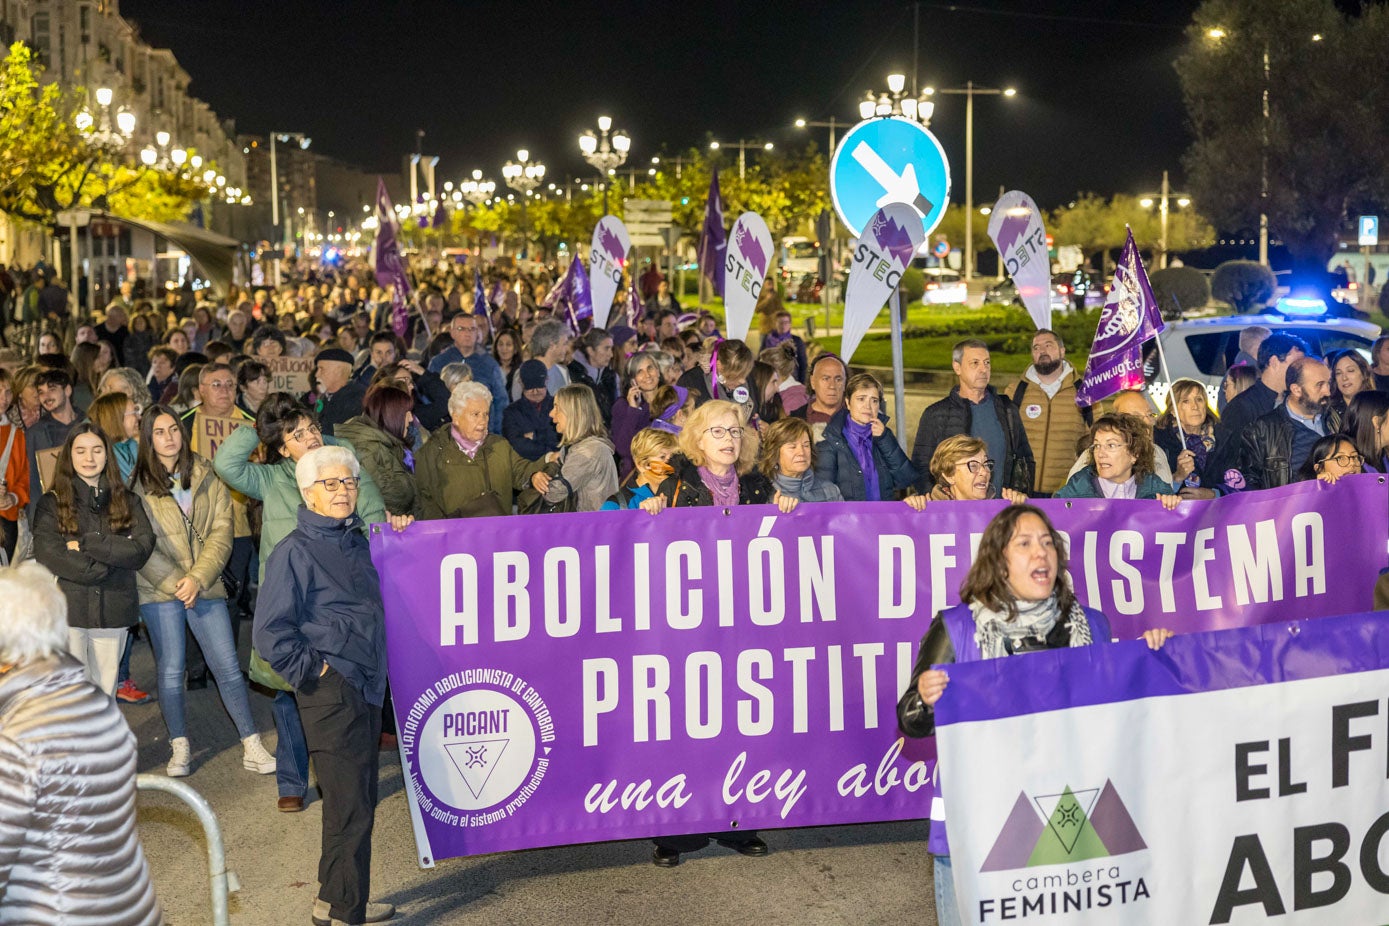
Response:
[0,250,1381,925]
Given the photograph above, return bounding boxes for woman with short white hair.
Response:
[415,381,545,518]
[0,561,162,925]
[253,446,394,926]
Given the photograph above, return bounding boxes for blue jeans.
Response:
[272,690,310,799]
[934,855,962,926]
[141,598,257,741]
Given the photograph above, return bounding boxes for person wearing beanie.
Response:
[314,347,366,436]
[502,360,561,461]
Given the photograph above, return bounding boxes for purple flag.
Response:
[434,201,448,230]
[543,255,593,335]
[473,269,490,331]
[1075,227,1165,407]
[373,177,412,337]
[627,276,646,327]
[697,170,726,297]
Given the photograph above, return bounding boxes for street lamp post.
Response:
[579,116,631,215]
[795,116,846,334]
[502,150,545,259]
[924,82,1017,282]
[1138,171,1192,269]
[460,169,496,256]
[708,138,774,180]
[73,86,137,318]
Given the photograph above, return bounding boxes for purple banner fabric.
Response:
[370,477,1385,863]
[373,177,412,338]
[472,270,489,327]
[1075,227,1165,407]
[542,256,593,335]
[698,170,726,297]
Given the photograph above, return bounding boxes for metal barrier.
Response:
[136,774,239,926]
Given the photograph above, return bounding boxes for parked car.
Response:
[1147,313,1381,408]
[983,277,1069,313]
[919,267,968,305]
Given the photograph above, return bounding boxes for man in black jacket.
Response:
[1207,333,1307,484]
[312,347,366,436]
[911,339,1035,494]
[1237,357,1336,491]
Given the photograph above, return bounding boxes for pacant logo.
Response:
[982,779,1147,871]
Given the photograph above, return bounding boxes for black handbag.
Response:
[521,458,578,515]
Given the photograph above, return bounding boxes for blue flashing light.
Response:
[1276,295,1328,317]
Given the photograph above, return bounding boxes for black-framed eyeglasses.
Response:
[313,476,360,492]
[1322,452,1363,468]
[959,459,995,474]
[704,426,744,440]
[290,423,322,443]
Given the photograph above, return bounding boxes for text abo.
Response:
[1212,698,1389,922]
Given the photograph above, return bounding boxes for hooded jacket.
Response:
[0,654,161,925]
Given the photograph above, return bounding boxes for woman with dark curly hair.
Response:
[1326,347,1371,414]
[897,504,1173,925]
[1055,413,1181,508]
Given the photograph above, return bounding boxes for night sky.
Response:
[120,0,1200,209]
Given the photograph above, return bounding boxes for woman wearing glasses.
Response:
[814,373,918,502]
[214,393,396,814]
[1055,414,1181,509]
[1298,434,1365,483]
[916,435,1029,505]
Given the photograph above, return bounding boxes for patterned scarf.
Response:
[842,416,880,501]
[970,596,1092,660]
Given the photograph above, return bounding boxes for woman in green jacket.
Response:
[212,392,405,813]
[333,385,418,518]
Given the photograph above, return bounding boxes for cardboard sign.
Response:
[35,447,61,492]
[267,356,313,395]
[192,414,250,459]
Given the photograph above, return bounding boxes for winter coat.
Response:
[815,408,919,501]
[334,415,418,517]
[1054,467,1177,499]
[610,398,653,478]
[1007,367,1093,494]
[501,395,561,462]
[32,477,155,630]
[0,654,161,925]
[253,507,388,706]
[568,358,619,426]
[133,455,233,603]
[315,380,367,436]
[0,421,30,525]
[212,423,386,582]
[1236,405,1341,492]
[414,427,545,519]
[546,435,619,512]
[910,386,1035,494]
[654,453,774,508]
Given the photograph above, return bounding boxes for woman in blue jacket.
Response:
[1055,413,1180,508]
[897,505,1173,924]
[814,373,918,501]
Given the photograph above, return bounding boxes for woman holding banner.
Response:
[1055,414,1181,508]
[649,399,783,513]
[758,416,842,503]
[897,505,1173,924]
[911,436,1028,507]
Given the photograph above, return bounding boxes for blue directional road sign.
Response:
[829,116,951,238]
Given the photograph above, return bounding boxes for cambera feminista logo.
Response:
[982,779,1146,871]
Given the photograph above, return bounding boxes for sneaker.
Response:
[241,733,277,774]
[167,737,191,777]
[312,897,395,925]
[116,679,153,704]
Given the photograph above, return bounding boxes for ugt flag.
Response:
[697,169,726,297]
[472,269,490,330]
[543,254,593,335]
[1075,227,1164,407]
[373,177,412,337]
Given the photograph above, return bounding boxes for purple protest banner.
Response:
[370,476,1386,865]
[1075,227,1164,407]
[697,169,726,298]
[373,177,412,338]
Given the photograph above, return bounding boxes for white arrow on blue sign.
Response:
[829,116,951,238]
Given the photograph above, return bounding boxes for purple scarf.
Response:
[699,465,740,507]
[842,416,880,501]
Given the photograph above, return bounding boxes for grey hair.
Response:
[294,445,360,498]
[439,362,473,391]
[0,561,69,664]
[448,380,493,417]
[952,338,989,364]
[531,319,571,359]
[97,367,150,405]
[647,349,679,382]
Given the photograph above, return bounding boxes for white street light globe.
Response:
[859,99,876,120]
[613,132,631,153]
[1140,197,1154,208]
[579,132,598,155]
[75,110,94,131]
[140,147,158,166]
[95,87,114,107]
[709,141,720,150]
[902,97,918,120]
[1178,197,1191,207]
[763,142,773,151]
[597,115,612,132]
[887,73,906,94]
[116,109,136,136]
[516,149,529,162]
[156,130,170,148]
[170,148,187,166]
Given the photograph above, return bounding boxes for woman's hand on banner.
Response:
[917,668,950,706]
[387,513,414,533]
[1141,628,1175,650]
[1156,493,1181,510]
[773,491,799,514]
[903,494,928,512]
[638,494,667,516]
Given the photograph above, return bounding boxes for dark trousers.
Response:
[224,536,256,648]
[654,830,760,853]
[298,668,381,924]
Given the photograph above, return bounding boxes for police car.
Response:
[1148,313,1381,407]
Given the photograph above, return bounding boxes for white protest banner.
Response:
[988,191,1052,330]
[934,611,1389,925]
[588,216,631,326]
[841,203,926,363]
[723,212,773,341]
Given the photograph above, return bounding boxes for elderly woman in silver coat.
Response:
[0,561,161,925]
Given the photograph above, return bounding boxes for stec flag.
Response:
[1075,227,1165,407]
[373,177,412,338]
